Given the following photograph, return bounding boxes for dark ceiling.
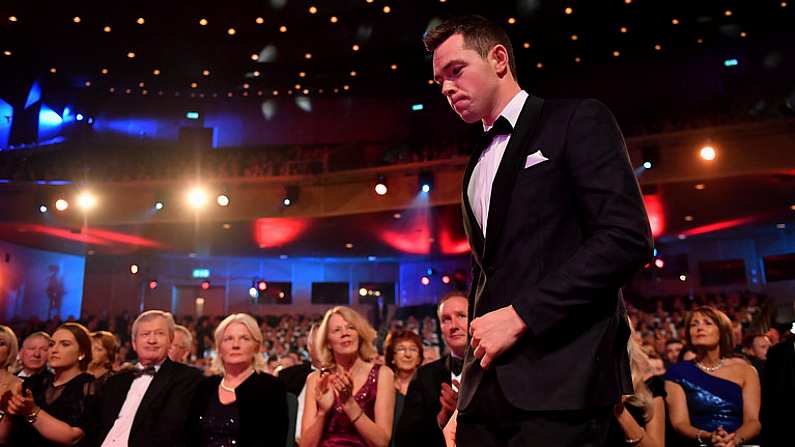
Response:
[1,0,794,135]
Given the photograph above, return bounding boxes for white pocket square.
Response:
[524,150,549,169]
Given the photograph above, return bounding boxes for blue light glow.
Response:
[421,184,431,193]
[186,111,200,120]
[411,104,424,111]
[0,98,12,150]
[724,58,739,67]
[192,268,211,278]
[25,81,41,109]
[39,105,63,126]
[643,161,652,169]
[76,114,84,121]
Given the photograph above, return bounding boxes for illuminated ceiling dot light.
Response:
[390,64,397,70]
[507,17,516,25]
[330,16,338,23]
[383,6,391,13]
[77,192,98,210]
[612,50,621,57]
[50,67,57,73]
[199,18,208,26]
[654,44,662,51]
[187,187,209,209]
[127,51,136,59]
[256,17,264,24]
[227,28,236,35]
[8,16,18,22]
[299,71,306,77]
[564,7,573,14]
[672,18,680,25]
[153,68,161,75]
[350,70,357,76]
[55,199,69,211]
[217,195,230,207]
[575,56,582,63]
[699,146,717,160]
[103,26,112,32]
[570,34,578,41]
[73,17,81,23]
[137,17,145,25]
[130,264,139,274]
[523,42,530,48]
[202,69,210,76]
[304,53,312,59]
[309,6,318,14]
[724,10,733,17]
[2,50,11,56]
[352,44,360,51]
[620,26,628,33]
[279,25,287,32]
[536,62,543,69]
[251,53,259,61]
[694,184,706,190]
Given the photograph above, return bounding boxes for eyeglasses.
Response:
[395,346,420,354]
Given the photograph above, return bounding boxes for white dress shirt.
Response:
[100,363,162,447]
[467,90,529,237]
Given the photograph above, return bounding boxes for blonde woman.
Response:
[189,313,288,446]
[0,326,21,403]
[606,331,666,446]
[301,306,395,447]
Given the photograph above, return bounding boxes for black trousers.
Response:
[456,370,613,447]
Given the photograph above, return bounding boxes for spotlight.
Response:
[679,274,687,282]
[374,175,388,195]
[76,113,84,121]
[257,280,268,291]
[420,275,431,286]
[39,205,48,213]
[55,199,69,211]
[441,274,452,285]
[249,287,259,299]
[76,191,97,210]
[187,187,209,209]
[200,280,210,290]
[654,258,665,269]
[154,201,164,210]
[418,171,434,193]
[643,161,652,169]
[216,194,230,207]
[283,198,292,207]
[148,280,158,289]
[699,146,716,161]
[130,264,139,274]
[359,287,368,296]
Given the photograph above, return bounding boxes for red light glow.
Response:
[254,218,308,248]
[643,194,666,238]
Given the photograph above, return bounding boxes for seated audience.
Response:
[301,306,394,447]
[94,310,202,446]
[88,331,119,386]
[384,330,423,396]
[0,322,96,447]
[17,331,51,379]
[0,325,21,401]
[169,324,195,364]
[761,327,794,446]
[189,313,288,446]
[663,339,684,370]
[741,332,771,375]
[665,306,761,446]
[396,292,468,447]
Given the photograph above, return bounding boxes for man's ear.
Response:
[490,44,510,77]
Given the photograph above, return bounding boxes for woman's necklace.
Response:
[220,368,254,392]
[696,358,724,372]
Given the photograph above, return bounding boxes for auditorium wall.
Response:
[0,240,85,321]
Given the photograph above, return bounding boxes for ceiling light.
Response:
[77,192,98,210]
[227,28,236,35]
[564,7,573,14]
[217,194,230,207]
[187,187,209,209]
[251,53,259,61]
[103,26,112,32]
[330,16,338,23]
[352,44,360,51]
[279,25,287,32]
[382,6,391,13]
[304,53,312,59]
[153,69,161,75]
[137,17,145,25]
[507,18,516,25]
[672,18,680,25]
[694,184,706,190]
[199,18,208,26]
[50,67,57,73]
[127,52,136,59]
[8,16,18,22]
[699,146,717,161]
[256,17,264,24]
[55,199,69,211]
[73,17,81,23]
[309,6,318,14]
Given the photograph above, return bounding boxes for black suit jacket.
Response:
[395,355,455,447]
[93,358,202,447]
[459,96,653,412]
[188,372,288,447]
[761,339,795,446]
[278,361,313,395]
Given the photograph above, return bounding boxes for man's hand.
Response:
[436,379,459,429]
[443,409,458,447]
[470,305,527,369]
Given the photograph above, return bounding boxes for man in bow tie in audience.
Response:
[93,310,201,447]
[396,291,469,447]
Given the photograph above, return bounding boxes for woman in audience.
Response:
[0,325,22,400]
[666,306,761,446]
[189,313,288,447]
[383,330,424,396]
[0,322,96,446]
[87,330,119,386]
[301,306,395,447]
[607,330,666,446]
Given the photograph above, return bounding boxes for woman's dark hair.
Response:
[383,330,424,372]
[684,306,735,358]
[56,322,93,371]
[91,331,119,370]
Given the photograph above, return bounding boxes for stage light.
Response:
[441,274,452,285]
[154,201,164,210]
[77,191,97,210]
[679,274,687,282]
[257,280,268,291]
[186,111,200,120]
[76,113,84,121]
[374,176,388,195]
[359,287,368,297]
[643,161,652,169]
[149,280,158,289]
[201,280,210,290]
[187,187,209,209]
[420,276,431,286]
[39,205,48,213]
[55,199,69,211]
[411,104,424,111]
[130,264,139,274]
[217,194,230,207]
[249,287,259,299]
[724,58,739,67]
[419,171,434,193]
[283,185,299,207]
[699,146,716,161]
[654,258,665,269]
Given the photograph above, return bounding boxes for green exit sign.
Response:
[192,268,210,278]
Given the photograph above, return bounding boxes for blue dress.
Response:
[665,361,743,433]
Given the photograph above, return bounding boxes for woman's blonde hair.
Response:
[211,313,267,375]
[626,319,655,421]
[314,306,377,368]
[0,326,19,372]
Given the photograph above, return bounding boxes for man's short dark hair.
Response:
[423,15,517,80]
[437,290,468,317]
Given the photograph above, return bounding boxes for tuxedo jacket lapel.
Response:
[131,359,175,435]
[483,95,544,264]
[462,148,486,264]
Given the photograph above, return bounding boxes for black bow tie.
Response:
[131,366,156,378]
[481,116,513,143]
[447,356,463,376]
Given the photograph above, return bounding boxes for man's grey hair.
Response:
[173,324,194,348]
[131,310,176,340]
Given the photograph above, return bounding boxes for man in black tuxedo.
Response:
[94,310,201,447]
[395,292,468,447]
[425,16,653,446]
